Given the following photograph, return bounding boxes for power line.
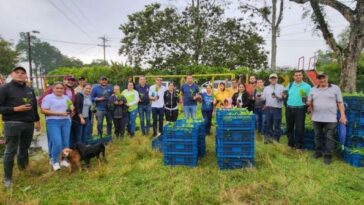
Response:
[68,0,99,36]
[39,38,97,46]
[70,0,97,31]
[47,0,96,43]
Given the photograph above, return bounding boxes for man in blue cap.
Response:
[91,76,113,137]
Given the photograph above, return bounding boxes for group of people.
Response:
[0,67,347,189]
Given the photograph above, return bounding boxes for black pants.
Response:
[286,106,306,149]
[313,121,337,156]
[113,117,127,138]
[3,121,34,180]
[152,107,164,135]
[202,110,213,134]
[165,109,178,122]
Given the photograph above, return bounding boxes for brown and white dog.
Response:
[60,148,81,173]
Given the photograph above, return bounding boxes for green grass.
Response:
[0,131,363,205]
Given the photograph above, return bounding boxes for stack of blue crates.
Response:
[302,129,315,150]
[215,109,255,169]
[162,121,199,167]
[175,119,206,157]
[342,96,364,167]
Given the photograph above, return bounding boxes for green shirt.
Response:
[121,89,139,111]
[286,81,311,106]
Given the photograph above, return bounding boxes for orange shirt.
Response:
[245,83,257,96]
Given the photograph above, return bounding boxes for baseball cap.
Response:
[12,66,27,73]
[99,76,108,80]
[269,73,278,79]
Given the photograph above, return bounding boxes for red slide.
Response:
[306,70,319,86]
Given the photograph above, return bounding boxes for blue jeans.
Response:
[152,107,164,135]
[254,108,266,135]
[138,104,151,134]
[202,110,213,134]
[84,117,92,142]
[46,128,51,159]
[46,119,71,164]
[265,107,282,142]
[96,110,112,136]
[183,105,197,120]
[128,109,138,135]
[70,121,81,147]
[70,118,90,146]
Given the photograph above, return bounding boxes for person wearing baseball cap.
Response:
[307,71,347,165]
[91,76,113,137]
[261,73,285,143]
[0,66,40,188]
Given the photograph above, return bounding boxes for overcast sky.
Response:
[0,0,350,69]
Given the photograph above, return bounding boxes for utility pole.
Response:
[97,36,110,65]
[26,30,39,87]
[27,32,33,81]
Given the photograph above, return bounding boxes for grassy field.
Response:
[0,130,363,205]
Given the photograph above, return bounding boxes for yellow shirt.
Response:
[214,90,232,108]
[227,87,238,97]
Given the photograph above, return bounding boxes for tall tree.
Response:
[0,37,19,74]
[119,2,267,69]
[290,0,364,92]
[240,0,284,70]
[16,32,68,75]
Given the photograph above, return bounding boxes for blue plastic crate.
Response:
[163,140,198,155]
[216,128,254,143]
[216,110,255,129]
[216,116,255,129]
[163,126,199,141]
[164,153,198,167]
[343,150,364,167]
[217,157,254,169]
[216,142,254,158]
[87,135,112,145]
[345,137,364,148]
[152,135,163,152]
[346,128,364,136]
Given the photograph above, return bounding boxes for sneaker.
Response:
[53,162,61,171]
[60,160,70,168]
[324,156,332,165]
[313,152,323,159]
[3,178,11,189]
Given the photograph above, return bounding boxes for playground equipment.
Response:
[297,56,319,87]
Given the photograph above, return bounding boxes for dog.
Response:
[73,142,106,166]
[60,148,81,173]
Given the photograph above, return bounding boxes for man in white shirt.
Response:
[262,73,285,143]
[149,77,167,137]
